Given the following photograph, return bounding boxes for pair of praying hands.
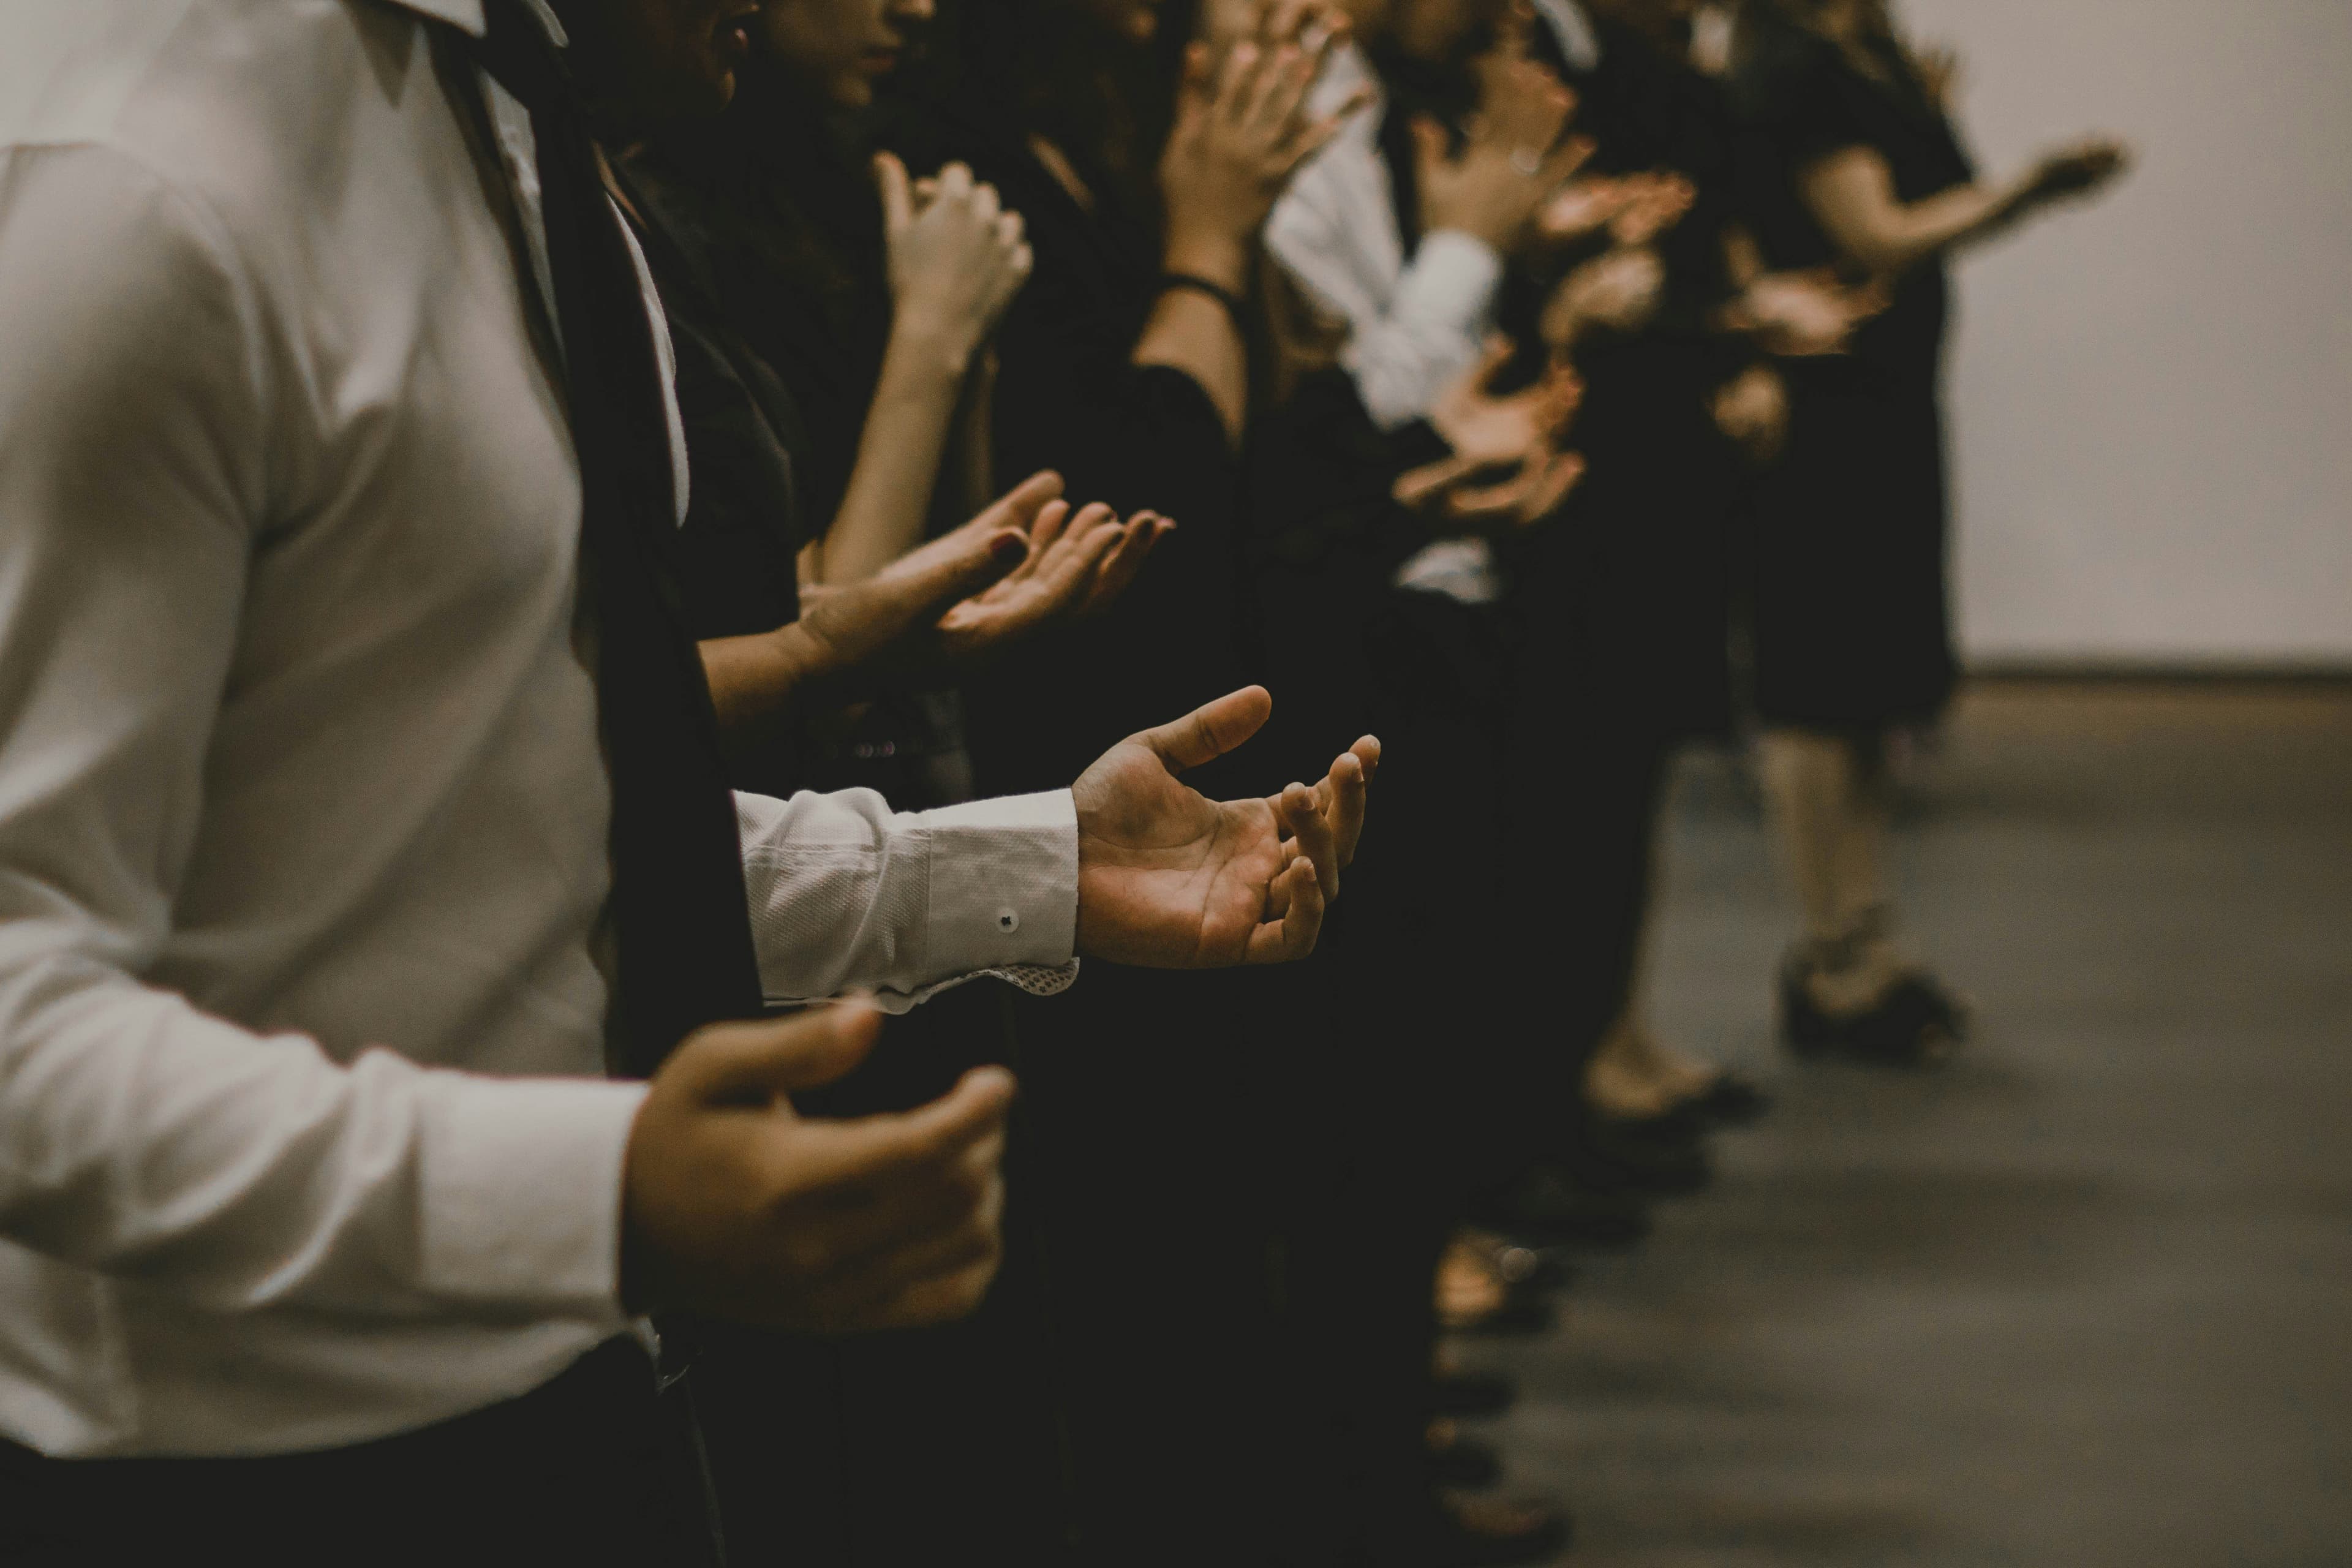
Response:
[1394,337,1586,531]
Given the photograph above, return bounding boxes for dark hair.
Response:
[900,0,1192,206]
[1733,0,1907,86]
[627,61,893,527]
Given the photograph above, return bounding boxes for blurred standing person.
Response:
[1261,2,1599,1561]
[614,6,1168,1557]
[884,7,1366,1561]
[1728,0,2126,1062]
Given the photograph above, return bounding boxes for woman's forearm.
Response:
[1802,148,2038,277]
[812,328,969,585]
[701,626,815,761]
[1133,234,1250,447]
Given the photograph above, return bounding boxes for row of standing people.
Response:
[615,0,2124,1562]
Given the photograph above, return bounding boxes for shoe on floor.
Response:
[1429,1493,1572,1567]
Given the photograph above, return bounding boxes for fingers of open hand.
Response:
[1321,741,1375,864]
[853,1238,1006,1330]
[786,1065,1016,1201]
[1036,504,1125,603]
[668,1000,884,1108]
[1083,513,1170,614]
[1444,450,1580,526]
[1540,134,1597,191]
[767,1118,1010,1329]
[875,151,914,233]
[1241,43,1302,135]
[1542,364,1585,432]
[1215,40,1262,124]
[1134,685,1273,773]
[975,470,1065,535]
[1276,779,1340,900]
[1026,497,1073,559]
[1521,450,1587,521]
[1243,855,1325,964]
[1394,451,1479,510]
[1491,60,1573,149]
[786,1120,1004,1278]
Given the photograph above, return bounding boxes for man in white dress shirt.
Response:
[0,0,1374,1558]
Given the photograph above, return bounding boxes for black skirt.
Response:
[1749,352,1957,729]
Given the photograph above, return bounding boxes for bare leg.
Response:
[1758,727,1904,1012]
[1583,781,1732,1117]
[1758,726,1858,944]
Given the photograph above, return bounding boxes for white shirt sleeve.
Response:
[735,790,1081,1013]
[0,144,644,1328]
[1264,132,1505,431]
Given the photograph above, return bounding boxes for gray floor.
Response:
[1461,682,2352,1568]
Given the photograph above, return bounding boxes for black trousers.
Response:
[0,1337,718,1568]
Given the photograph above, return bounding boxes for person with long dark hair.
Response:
[1728,0,2126,1062]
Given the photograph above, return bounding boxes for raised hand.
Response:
[1161,14,1359,286]
[2028,136,2130,203]
[1072,687,1379,967]
[1415,62,1592,253]
[1541,245,1667,347]
[1394,445,1586,531]
[703,473,1168,750]
[1394,337,1585,530]
[1735,268,1890,356]
[1431,336,1583,465]
[877,154,1032,371]
[938,499,1176,655]
[1608,170,1697,247]
[1536,176,1631,245]
[621,1001,1014,1332]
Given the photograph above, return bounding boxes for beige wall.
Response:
[1901,0,2352,667]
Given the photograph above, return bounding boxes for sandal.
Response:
[1779,914,1970,1067]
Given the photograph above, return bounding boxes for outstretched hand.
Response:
[1073,687,1380,968]
[622,1001,1015,1333]
[1395,336,1586,532]
[1162,8,1360,265]
[702,473,1168,753]
[938,491,1175,657]
[2029,136,2130,203]
[1735,268,1890,356]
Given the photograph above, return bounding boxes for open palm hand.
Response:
[1073,688,1379,968]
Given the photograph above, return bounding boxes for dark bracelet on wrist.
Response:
[1159,271,1248,330]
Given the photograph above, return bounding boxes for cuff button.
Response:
[996,908,1021,934]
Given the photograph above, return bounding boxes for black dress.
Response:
[620,114,1076,1568]
[886,99,1310,1566]
[1729,19,1977,729]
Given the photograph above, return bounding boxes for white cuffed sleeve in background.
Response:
[1263,76,1506,432]
[735,788,1080,1011]
[0,145,639,1330]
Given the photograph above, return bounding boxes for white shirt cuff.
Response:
[1395,229,1504,340]
[414,1066,649,1324]
[918,790,1079,976]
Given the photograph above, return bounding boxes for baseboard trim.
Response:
[1966,663,2352,688]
